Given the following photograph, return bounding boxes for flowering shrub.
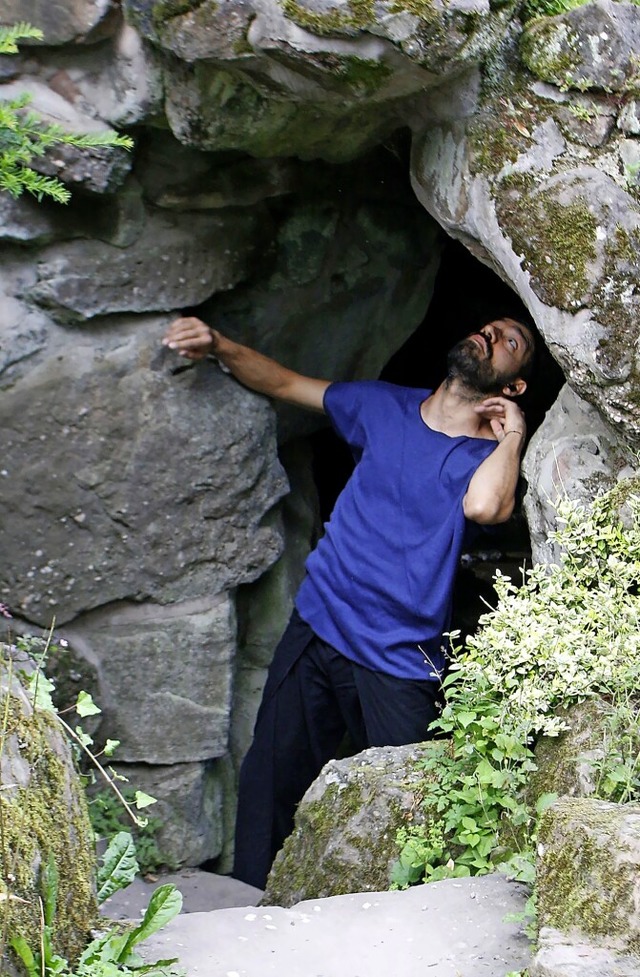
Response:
[393,480,640,887]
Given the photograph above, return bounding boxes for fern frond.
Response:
[0,23,44,54]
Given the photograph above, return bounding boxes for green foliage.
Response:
[0,24,133,203]
[394,483,640,892]
[522,0,640,19]
[91,790,171,877]
[10,840,184,977]
[97,833,140,906]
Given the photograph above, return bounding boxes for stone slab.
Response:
[140,874,531,976]
[101,869,263,919]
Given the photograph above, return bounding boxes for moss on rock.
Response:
[497,184,597,309]
[537,796,640,951]
[263,742,444,907]
[0,660,97,970]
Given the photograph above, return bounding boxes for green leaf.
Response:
[76,690,102,717]
[119,884,183,960]
[535,792,558,817]
[8,936,38,977]
[97,831,139,905]
[103,739,120,757]
[135,790,158,809]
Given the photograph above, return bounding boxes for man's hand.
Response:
[473,396,526,444]
[162,316,217,360]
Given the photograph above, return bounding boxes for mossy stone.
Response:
[0,657,98,971]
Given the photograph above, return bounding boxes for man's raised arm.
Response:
[162,316,330,413]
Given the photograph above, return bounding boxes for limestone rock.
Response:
[106,760,226,866]
[263,742,443,907]
[1,0,117,46]
[0,316,287,624]
[0,652,97,971]
[529,699,619,804]
[521,0,640,95]
[0,79,131,194]
[0,194,61,245]
[531,927,640,977]
[63,593,236,764]
[32,206,263,321]
[536,796,640,954]
[48,22,164,127]
[523,384,633,564]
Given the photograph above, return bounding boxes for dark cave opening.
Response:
[309,236,565,640]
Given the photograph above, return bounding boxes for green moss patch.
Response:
[0,688,97,966]
[497,185,597,308]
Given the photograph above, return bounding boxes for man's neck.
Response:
[420,378,496,440]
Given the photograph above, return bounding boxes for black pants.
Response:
[233,610,442,890]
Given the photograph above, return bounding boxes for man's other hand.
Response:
[474,396,526,443]
[162,316,217,360]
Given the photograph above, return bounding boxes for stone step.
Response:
[138,873,531,977]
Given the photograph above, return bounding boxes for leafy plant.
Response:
[394,482,640,896]
[91,790,172,877]
[0,23,133,203]
[10,837,184,977]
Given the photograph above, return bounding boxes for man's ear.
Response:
[502,378,527,398]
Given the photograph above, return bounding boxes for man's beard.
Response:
[446,336,517,395]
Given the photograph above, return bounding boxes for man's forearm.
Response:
[463,431,524,524]
[213,333,298,399]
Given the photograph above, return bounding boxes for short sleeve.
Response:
[323,381,372,452]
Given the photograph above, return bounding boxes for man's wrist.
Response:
[504,429,524,438]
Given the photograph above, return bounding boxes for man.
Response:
[162,314,534,889]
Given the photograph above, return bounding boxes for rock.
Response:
[536,796,640,955]
[618,100,640,136]
[32,206,263,321]
[0,316,287,624]
[0,652,97,971]
[106,760,226,866]
[0,79,131,194]
[139,874,532,976]
[1,0,117,46]
[523,384,634,564]
[529,699,617,803]
[63,593,236,764]
[0,194,61,245]
[0,296,51,384]
[531,927,640,977]
[50,22,164,127]
[263,742,443,907]
[521,0,640,95]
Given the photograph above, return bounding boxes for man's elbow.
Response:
[463,494,514,525]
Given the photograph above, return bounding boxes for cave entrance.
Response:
[309,236,564,641]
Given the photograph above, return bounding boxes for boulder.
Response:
[521,0,640,94]
[523,384,634,564]
[0,315,287,624]
[62,592,236,764]
[0,0,117,46]
[263,742,442,907]
[32,206,263,321]
[106,759,226,867]
[536,797,640,956]
[0,652,97,971]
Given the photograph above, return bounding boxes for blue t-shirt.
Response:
[295,381,498,680]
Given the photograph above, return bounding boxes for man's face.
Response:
[447,318,533,395]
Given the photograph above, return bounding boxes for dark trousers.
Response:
[233,610,442,890]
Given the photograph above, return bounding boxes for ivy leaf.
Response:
[75,691,101,717]
[135,790,157,810]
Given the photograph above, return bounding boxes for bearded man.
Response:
[162,314,535,889]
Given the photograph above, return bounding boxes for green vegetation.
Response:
[393,480,640,896]
[90,788,173,877]
[0,24,133,204]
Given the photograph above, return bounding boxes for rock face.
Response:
[0,652,97,971]
[263,742,442,906]
[4,0,640,867]
[536,797,640,957]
